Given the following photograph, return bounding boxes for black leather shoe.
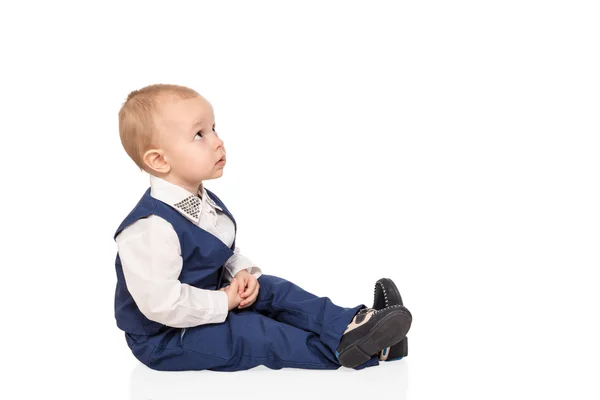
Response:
[336,305,412,368]
[373,278,409,361]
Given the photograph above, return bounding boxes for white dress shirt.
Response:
[115,176,262,328]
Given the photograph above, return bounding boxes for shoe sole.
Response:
[338,308,411,368]
[375,278,409,360]
[399,336,408,356]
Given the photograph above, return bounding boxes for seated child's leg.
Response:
[249,274,365,352]
[127,310,378,371]
[249,274,411,369]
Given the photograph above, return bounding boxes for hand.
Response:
[234,270,260,309]
[219,278,243,310]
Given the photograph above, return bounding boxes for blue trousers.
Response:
[125,274,380,371]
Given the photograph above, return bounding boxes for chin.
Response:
[206,171,224,180]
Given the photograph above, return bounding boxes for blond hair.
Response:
[118,84,199,171]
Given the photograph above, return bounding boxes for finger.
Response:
[239,283,258,307]
[241,287,259,308]
[238,277,247,295]
[240,285,259,307]
[241,279,256,298]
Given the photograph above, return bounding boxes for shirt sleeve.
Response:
[115,215,229,328]
[223,246,263,281]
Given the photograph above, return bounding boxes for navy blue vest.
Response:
[113,187,237,336]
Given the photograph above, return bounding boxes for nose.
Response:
[211,132,224,150]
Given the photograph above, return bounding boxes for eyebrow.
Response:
[192,119,215,128]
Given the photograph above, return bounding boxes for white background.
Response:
[1,1,599,399]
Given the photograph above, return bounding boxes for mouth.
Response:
[216,156,226,165]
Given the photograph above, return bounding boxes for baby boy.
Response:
[113,84,412,371]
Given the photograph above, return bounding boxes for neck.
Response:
[159,174,203,197]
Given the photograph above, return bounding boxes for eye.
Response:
[194,131,203,140]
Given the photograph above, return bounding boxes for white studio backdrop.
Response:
[1,1,598,399]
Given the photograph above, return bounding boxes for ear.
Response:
[142,148,171,174]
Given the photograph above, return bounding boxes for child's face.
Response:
[154,95,226,189]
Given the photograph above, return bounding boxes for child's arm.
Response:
[223,246,262,282]
[116,216,229,328]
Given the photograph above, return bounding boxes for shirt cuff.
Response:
[206,290,229,324]
[209,290,229,323]
[225,254,257,280]
[248,266,262,279]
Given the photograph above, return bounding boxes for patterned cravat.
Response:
[173,195,202,220]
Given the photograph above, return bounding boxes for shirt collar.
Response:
[149,175,221,223]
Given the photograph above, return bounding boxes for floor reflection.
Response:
[130,360,409,400]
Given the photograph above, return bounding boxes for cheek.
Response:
[190,146,213,165]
